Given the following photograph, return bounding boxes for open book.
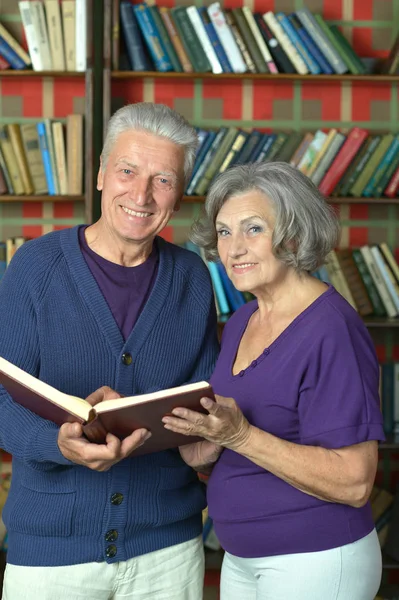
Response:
[0,357,214,455]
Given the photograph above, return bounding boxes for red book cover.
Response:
[0,54,10,70]
[384,164,399,198]
[318,128,368,196]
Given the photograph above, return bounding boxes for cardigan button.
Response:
[110,492,124,505]
[121,353,132,365]
[106,544,117,558]
[105,529,118,542]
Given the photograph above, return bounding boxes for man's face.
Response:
[97,130,185,245]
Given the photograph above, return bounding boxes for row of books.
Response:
[187,127,399,199]
[0,116,84,197]
[0,0,86,72]
[120,2,396,76]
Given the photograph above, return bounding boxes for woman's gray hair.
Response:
[101,103,198,185]
[190,161,341,272]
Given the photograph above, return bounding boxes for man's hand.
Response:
[57,385,151,471]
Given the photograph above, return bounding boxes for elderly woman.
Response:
[163,162,384,600]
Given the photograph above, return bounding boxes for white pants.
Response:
[221,529,382,600]
[2,535,204,600]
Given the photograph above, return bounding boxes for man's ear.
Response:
[174,197,182,212]
[97,158,104,191]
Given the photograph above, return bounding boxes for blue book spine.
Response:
[233,131,263,166]
[120,2,151,71]
[254,135,277,163]
[185,131,216,193]
[276,13,321,75]
[198,7,232,73]
[133,4,173,72]
[36,123,55,195]
[208,261,230,315]
[288,14,333,74]
[216,262,246,312]
[363,136,399,197]
[0,36,26,70]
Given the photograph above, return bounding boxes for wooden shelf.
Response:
[183,196,399,205]
[0,71,85,77]
[112,71,399,83]
[382,554,399,569]
[0,195,85,202]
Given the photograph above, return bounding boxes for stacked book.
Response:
[0,116,84,197]
[185,127,399,199]
[120,2,372,75]
[0,0,86,71]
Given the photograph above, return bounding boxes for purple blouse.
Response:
[79,226,158,340]
[208,285,385,558]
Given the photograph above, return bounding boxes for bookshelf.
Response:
[0,2,95,230]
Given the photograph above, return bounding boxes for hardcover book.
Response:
[0,357,214,456]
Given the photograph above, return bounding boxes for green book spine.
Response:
[274,132,304,163]
[195,128,239,195]
[267,133,288,161]
[350,134,394,197]
[187,128,227,195]
[171,7,211,73]
[329,25,367,74]
[313,15,359,74]
[231,8,267,73]
[332,136,370,196]
[149,6,183,73]
[375,153,399,197]
[363,135,399,197]
[339,136,380,196]
[352,249,386,317]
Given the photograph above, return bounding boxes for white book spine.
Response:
[360,246,397,318]
[241,7,277,73]
[44,0,66,71]
[18,1,43,71]
[207,2,247,74]
[61,1,76,72]
[186,7,222,74]
[52,122,68,195]
[371,246,399,313]
[75,0,87,72]
[31,1,53,70]
[263,11,308,75]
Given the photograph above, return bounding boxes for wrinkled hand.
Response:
[163,394,251,452]
[58,386,151,471]
[179,440,223,471]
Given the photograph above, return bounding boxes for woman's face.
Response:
[216,190,289,295]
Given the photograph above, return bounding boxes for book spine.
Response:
[133,4,173,72]
[171,7,210,73]
[207,261,230,314]
[61,0,75,71]
[287,14,332,74]
[0,146,14,194]
[186,6,222,74]
[0,126,24,194]
[263,11,308,74]
[218,132,247,174]
[0,36,26,70]
[374,153,399,198]
[44,119,60,194]
[385,163,399,198]
[335,249,373,316]
[253,135,275,162]
[329,24,367,75]
[159,8,193,73]
[198,7,232,73]
[31,0,53,70]
[255,15,295,73]
[20,123,48,195]
[231,8,268,73]
[276,12,320,74]
[380,243,399,285]
[195,128,238,195]
[149,5,183,73]
[360,246,397,318]
[371,246,399,313]
[233,130,263,165]
[318,128,368,196]
[120,2,150,72]
[207,3,247,74]
[44,0,66,71]
[7,124,34,195]
[224,9,256,74]
[66,114,83,195]
[295,8,348,74]
[363,136,399,197]
[351,134,394,197]
[19,0,43,71]
[36,122,56,194]
[339,135,380,197]
[242,7,277,73]
[311,133,346,187]
[188,129,226,195]
[52,122,68,195]
[75,0,87,71]
[0,22,31,66]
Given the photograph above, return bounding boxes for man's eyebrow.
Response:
[115,159,137,169]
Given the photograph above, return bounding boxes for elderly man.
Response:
[0,103,219,600]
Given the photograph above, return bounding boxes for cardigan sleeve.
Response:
[0,243,73,469]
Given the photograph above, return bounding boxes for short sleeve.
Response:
[298,316,385,448]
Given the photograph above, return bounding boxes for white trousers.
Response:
[221,529,382,600]
[2,535,204,600]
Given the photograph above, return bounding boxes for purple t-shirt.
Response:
[79,226,159,340]
[208,285,385,558]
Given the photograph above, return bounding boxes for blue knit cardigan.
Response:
[0,226,219,566]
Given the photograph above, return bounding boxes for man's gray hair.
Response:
[101,103,198,185]
[190,161,341,272]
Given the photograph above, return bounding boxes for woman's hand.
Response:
[162,394,252,452]
[179,440,223,471]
